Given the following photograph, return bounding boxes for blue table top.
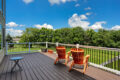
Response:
[10,57,23,61]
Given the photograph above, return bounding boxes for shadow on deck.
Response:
[0,52,119,80]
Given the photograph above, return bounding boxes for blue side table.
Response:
[10,57,23,72]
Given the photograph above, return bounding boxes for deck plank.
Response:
[31,54,67,80]
[0,56,10,80]
[0,53,119,80]
[5,55,12,80]
[33,53,83,80]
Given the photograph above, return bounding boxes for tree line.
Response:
[20,27,120,48]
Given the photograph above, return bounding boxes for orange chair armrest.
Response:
[83,55,90,64]
[67,51,71,56]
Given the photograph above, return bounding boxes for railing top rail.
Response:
[7,42,120,51]
[30,42,46,44]
[79,45,120,51]
[57,42,120,51]
[7,42,28,44]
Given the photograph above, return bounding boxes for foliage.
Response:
[20,27,120,48]
[6,34,14,47]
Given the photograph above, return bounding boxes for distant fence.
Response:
[6,42,120,75]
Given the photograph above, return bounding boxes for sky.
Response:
[6,0,120,37]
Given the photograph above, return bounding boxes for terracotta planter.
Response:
[41,48,47,52]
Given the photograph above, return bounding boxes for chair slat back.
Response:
[71,48,84,64]
[56,46,66,59]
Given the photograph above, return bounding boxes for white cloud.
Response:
[34,23,53,29]
[86,12,92,16]
[75,3,80,7]
[7,28,23,37]
[62,0,67,3]
[48,0,60,5]
[80,14,87,20]
[85,7,91,10]
[68,13,90,29]
[48,0,77,5]
[6,22,18,27]
[23,0,34,4]
[90,21,106,30]
[68,13,107,30]
[6,22,25,27]
[19,24,25,27]
[111,25,120,30]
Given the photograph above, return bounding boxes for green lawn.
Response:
[7,44,120,71]
[105,59,120,71]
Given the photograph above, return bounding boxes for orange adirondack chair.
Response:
[54,46,71,65]
[69,48,90,74]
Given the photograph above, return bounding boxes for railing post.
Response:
[46,42,48,48]
[76,44,79,49]
[6,42,8,55]
[56,42,59,47]
[29,42,31,53]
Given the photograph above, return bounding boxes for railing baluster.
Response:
[97,49,98,64]
[93,49,94,63]
[87,48,89,62]
[89,48,92,62]
[105,50,106,67]
[94,49,95,64]
[107,50,109,67]
[114,51,116,70]
[118,51,120,71]
[102,49,103,66]
[92,48,93,63]
[111,50,113,69]
[99,49,100,64]
[86,48,88,55]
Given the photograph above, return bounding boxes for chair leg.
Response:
[68,57,70,62]
[65,57,69,66]
[86,63,89,69]
[69,61,74,72]
[83,64,87,74]
[54,57,59,64]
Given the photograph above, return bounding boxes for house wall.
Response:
[0,0,6,64]
[0,50,4,63]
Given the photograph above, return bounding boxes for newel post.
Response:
[56,42,59,47]
[46,42,48,48]
[29,42,31,53]
[6,42,8,55]
[76,44,79,49]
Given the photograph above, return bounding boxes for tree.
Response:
[20,27,120,48]
[84,29,96,45]
[71,27,85,44]
[93,29,113,47]
[38,28,54,42]
[52,28,72,43]
[6,34,14,47]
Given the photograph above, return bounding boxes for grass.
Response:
[105,59,120,70]
[7,44,120,71]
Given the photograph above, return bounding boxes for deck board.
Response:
[0,53,119,80]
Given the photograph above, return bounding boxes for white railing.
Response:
[6,42,79,55]
[6,42,120,75]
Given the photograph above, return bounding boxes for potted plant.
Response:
[41,48,48,52]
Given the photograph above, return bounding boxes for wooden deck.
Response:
[0,52,119,80]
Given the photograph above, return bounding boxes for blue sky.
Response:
[6,0,120,36]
